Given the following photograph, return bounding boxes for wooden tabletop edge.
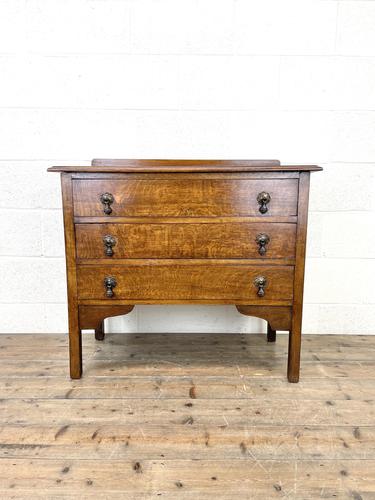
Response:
[47,164,322,173]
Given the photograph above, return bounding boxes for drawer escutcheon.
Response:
[100,192,114,215]
[255,233,270,256]
[104,276,117,298]
[103,235,116,257]
[254,276,267,297]
[257,191,271,214]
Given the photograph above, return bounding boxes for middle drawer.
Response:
[75,222,296,260]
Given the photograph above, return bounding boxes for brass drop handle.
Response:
[103,235,116,257]
[254,276,267,297]
[257,191,271,214]
[255,233,270,256]
[100,192,114,215]
[104,276,117,298]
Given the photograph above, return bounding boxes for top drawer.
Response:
[72,178,299,218]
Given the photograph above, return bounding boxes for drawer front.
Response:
[73,179,298,217]
[76,222,296,260]
[77,263,294,303]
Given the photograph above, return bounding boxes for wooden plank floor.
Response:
[0,333,375,499]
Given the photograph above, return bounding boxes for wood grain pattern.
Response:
[0,333,373,499]
[72,178,299,217]
[47,158,322,173]
[74,215,298,224]
[1,458,373,498]
[91,158,281,166]
[3,397,375,426]
[79,305,134,330]
[75,222,297,260]
[236,305,292,331]
[60,173,82,379]
[3,357,375,379]
[72,171,301,180]
[288,172,310,383]
[76,263,294,303]
[1,424,374,460]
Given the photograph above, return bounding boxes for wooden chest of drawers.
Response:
[49,159,322,382]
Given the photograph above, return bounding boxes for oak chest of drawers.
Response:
[49,159,322,382]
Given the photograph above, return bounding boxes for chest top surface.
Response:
[48,158,322,173]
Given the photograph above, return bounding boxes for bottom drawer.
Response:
[77,262,294,304]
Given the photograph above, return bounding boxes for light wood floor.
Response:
[0,332,375,499]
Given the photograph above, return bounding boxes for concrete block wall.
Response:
[0,0,374,334]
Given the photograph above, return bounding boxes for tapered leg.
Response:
[95,320,105,341]
[61,173,82,379]
[287,326,301,383]
[267,323,276,342]
[287,172,310,383]
[69,325,82,379]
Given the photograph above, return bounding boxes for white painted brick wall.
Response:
[0,0,374,334]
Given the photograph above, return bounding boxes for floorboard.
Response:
[0,332,374,499]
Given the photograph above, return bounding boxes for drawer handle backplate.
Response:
[255,233,270,256]
[100,192,114,215]
[254,276,267,297]
[104,276,117,298]
[257,191,271,214]
[103,235,116,257]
